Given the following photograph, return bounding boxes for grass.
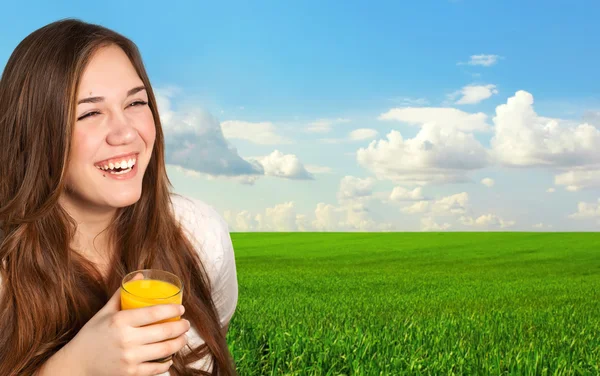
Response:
[225,232,600,375]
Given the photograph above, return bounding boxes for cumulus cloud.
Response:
[400,192,469,215]
[481,178,495,187]
[402,201,430,214]
[389,186,425,201]
[451,84,498,105]
[156,90,263,177]
[313,176,393,231]
[221,120,292,145]
[349,128,379,141]
[459,54,501,67]
[389,97,430,106]
[306,118,350,133]
[568,199,600,219]
[357,128,489,185]
[421,217,451,231]
[547,188,556,193]
[491,91,600,168]
[554,168,600,191]
[225,202,307,232]
[247,150,313,180]
[337,176,375,203]
[460,214,516,229]
[305,165,333,174]
[533,223,553,229]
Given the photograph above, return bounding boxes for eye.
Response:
[129,100,148,108]
[77,111,100,121]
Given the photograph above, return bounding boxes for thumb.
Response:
[104,272,145,312]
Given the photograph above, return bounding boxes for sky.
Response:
[1,0,600,232]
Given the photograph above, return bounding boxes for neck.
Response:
[59,193,117,263]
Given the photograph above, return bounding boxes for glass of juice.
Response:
[121,269,184,363]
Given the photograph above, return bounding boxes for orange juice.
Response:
[121,279,182,323]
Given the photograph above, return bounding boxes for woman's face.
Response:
[63,44,156,211]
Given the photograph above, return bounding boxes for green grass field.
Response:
[225,232,600,375]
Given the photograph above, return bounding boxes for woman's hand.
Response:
[61,286,190,376]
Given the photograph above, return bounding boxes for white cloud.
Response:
[491,91,600,168]
[389,97,430,106]
[460,214,516,229]
[256,202,301,231]
[223,210,258,231]
[305,165,333,174]
[568,199,600,219]
[554,168,600,191]
[221,120,292,145]
[452,84,498,105]
[225,202,307,232]
[389,186,425,201]
[459,54,501,67]
[533,223,553,229]
[357,129,489,185]
[547,188,556,193]
[421,217,451,231]
[156,90,263,177]
[349,128,379,141]
[247,150,313,180]
[167,164,262,185]
[481,178,495,187]
[401,192,469,215]
[402,201,430,214]
[313,176,393,231]
[378,107,491,132]
[313,203,340,231]
[434,192,470,214]
[306,118,350,133]
[337,176,375,203]
[319,128,380,144]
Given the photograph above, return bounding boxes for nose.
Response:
[106,111,136,146]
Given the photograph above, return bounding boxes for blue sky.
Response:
[2,0,600,231]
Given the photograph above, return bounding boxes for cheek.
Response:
[70,129,98,167]
[139,111,157,145]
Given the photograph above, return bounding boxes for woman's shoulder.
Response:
[168,193,232,274]
[169,193,227,230]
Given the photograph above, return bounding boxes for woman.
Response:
[0,18,238,376]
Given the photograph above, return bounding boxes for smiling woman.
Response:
[0,18,238,376]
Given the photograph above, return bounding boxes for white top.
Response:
[163,193,239,374]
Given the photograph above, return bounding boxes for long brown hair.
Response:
[0,18,236,375]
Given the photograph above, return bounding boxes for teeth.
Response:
[109,167,132,175]
[95,157,137,171]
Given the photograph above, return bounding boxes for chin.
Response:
[105,190,142,208]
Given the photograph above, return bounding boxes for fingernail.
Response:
[180,305,185,314]
[169,360,173,367]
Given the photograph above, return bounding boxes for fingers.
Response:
[132,319,191,345]
[115,304,185,328]
[104,286,125,313]
[135,333,189,364]
[136,359,174,376]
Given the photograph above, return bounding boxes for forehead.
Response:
[78,45,143,97]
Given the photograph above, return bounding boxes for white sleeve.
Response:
[211,217,239,327]
[172,194,239,328]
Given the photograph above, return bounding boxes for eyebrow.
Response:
[77,85,146,105]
